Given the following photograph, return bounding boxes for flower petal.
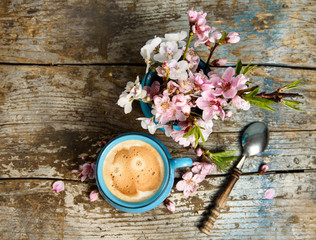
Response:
[182,171,193,180]
[265,189,275,199]
[176,180,187,191]
[52,181,64,193]
[89,190,99,202]
[222,67,235,82]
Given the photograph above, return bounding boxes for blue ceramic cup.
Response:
[95,132,192,213]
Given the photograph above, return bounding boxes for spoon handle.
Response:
[200,168,242,235]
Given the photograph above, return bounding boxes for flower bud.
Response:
[226,32,240,44]
[164,199,176,213]
[188,9,198,23]
[211,58,227,66]
[259,164,269,175]
[196,148,203,157]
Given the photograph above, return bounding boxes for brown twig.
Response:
[255,91,303,102]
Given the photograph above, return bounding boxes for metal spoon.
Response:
[200,122,269,235]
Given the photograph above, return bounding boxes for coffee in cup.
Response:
[102,139,164,202]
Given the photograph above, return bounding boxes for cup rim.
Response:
[95,133,171,209]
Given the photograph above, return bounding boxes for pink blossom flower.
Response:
[165,81,180,95]
[188,9,199,23]
[226,32,240,44]
[72,163,95,182]
[172,94,191,115]
[196,90,227,121]
[190,11,213,41]
[89,190,99,202]
[156,61,170,78]
[176,171,205,198]
[171,121,194,147]
[178,78,194,94]
[153,92,175,124]
[232,95,250,110]
[164,199,176,213]
[184,47,200,72]
[189,71,208,86]
[192,162,214,175]
[195,30,221,47]
[265,189,275,200]
[259,164,269,175]
[52,181,64,193]
[211,67,248,99]
[196,148,203,157]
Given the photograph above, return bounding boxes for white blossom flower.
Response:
[169,59,189,80]
[137,117,160,134]
[153,41,183,63]
[140,37,162,73]
[164,31,188,47]
[117,92,133,114]
[117,76,147,114]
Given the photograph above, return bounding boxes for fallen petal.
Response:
[164,199,176,213]
[52,181,64,193]
[89,190,99,202]
[265,189,275,200]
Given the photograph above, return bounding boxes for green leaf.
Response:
[194,131,199,149]
[235,60,243,75]
[242,62,257,75]
[199,129,205,147]
[243,88,276,111]
[218,32,227,44]
[211,150,237,157]
[244,87,259,98]
[282,99,303,111]
[183,127,195,138]
[284,79,303,90]
[207,150,238,172]
[246,96,276,111]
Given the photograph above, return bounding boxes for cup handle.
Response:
[169,158,192,169]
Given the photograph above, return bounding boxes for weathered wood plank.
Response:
[0,0,314,66]
[0,123,315,178]
[0,65,314,132]
[0,65,315,178]
[0,172,315,239]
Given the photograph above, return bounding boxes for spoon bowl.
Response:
[242,122,269,156]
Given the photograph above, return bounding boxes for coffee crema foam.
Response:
[102,140,165,202]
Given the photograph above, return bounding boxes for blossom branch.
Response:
[255,91,303,103]
[204,43,219,71]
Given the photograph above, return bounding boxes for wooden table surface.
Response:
[0,0,315,239]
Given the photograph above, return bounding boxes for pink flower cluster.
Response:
[72,162,95,182]
[176,162,214,197]
[116,9,252,149]
[188,9,240,47]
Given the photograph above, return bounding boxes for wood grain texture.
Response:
[0,65,315,178]
[0,0,315,66]
[0,0,315,239]
[0,172,315,240]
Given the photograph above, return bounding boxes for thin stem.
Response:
[182,31,194,60]
[204,43,219,71]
